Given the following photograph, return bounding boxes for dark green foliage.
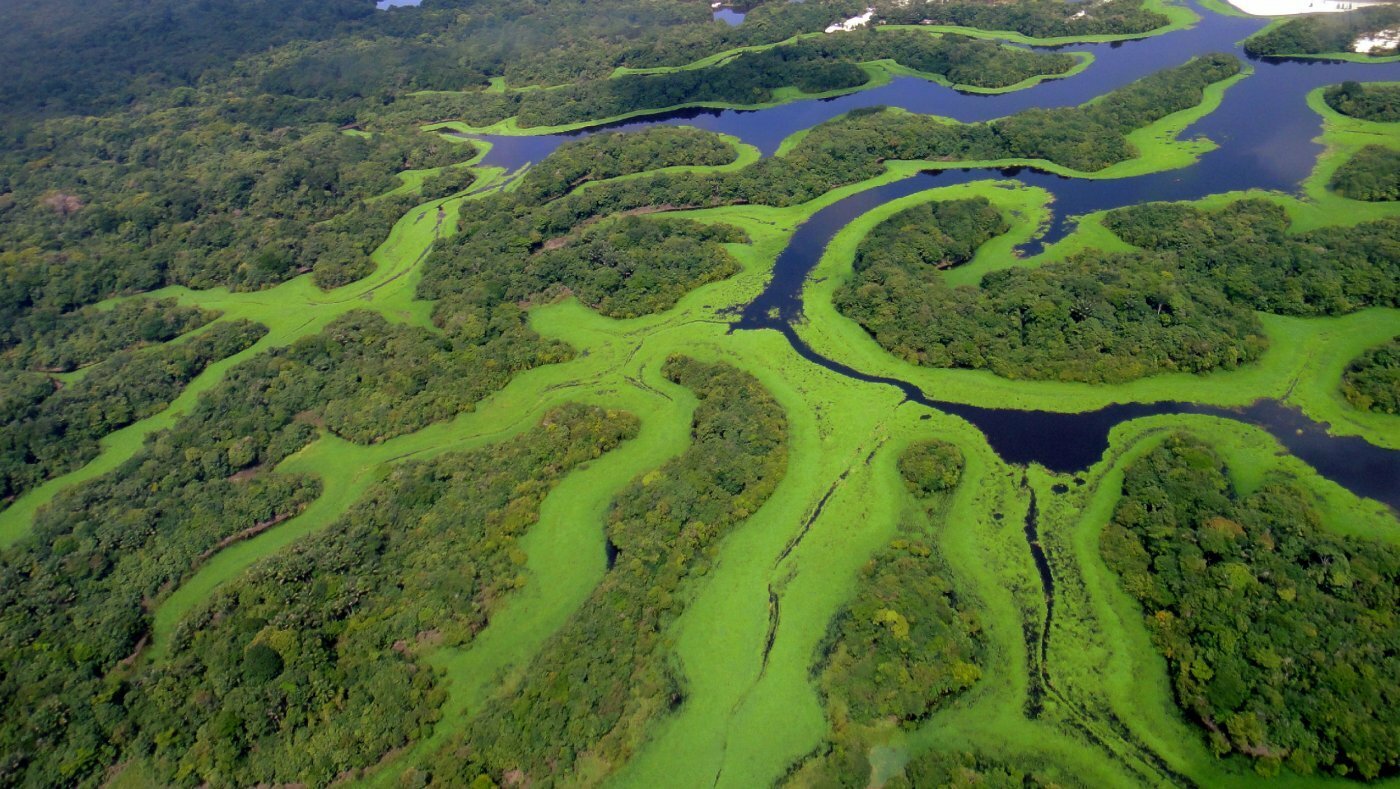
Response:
[873,0,1172,39]
[618,0,1169,73]
[889,749,1061,788]
[216,311,562,445]
[1341,338,1400,414]
[535,218,744,318]
[0,0,375,127]
[136,404,639,786]
[1101,435,1400,778]
[1,298,215,372]
[1324,81,1400,123]
[771,52,1238,176]
[514,127,738,205]
[855,198,1011,274]
[1244,5,1400,58]
[424,205,746,325]
[0,116,476,317]
[835,198,1266,383]
[240,643,285,684]
[817,534,984,724]
[897,438,967,497]
[502,31,1076,129]
[418,166,479,201]
[260,0,719,100]
[249,0,1157,107]
[0,320,266,502]
[420,357,789,785]
[1104,199,1400,315]
[1330,145,1400,201]
[0,452,319,787]
[0,306,557,785]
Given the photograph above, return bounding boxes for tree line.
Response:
[1325,81,1400,123]
[1332,146,1400,202]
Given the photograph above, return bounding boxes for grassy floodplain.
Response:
[794,82,1400,449]
[6,16,1399,787]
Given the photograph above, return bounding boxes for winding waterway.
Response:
[462,1,1400,507]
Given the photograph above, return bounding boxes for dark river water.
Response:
[463,2,1400,506]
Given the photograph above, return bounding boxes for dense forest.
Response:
[613,0,1171,75]
[0,319,265,503]
[0,0,376,129]
[0,298,215,373]
[872,0,1172,36]
[0,0,1168,135]
[1244,5,1400,58]
[834,197,1265,383]
[1342,339,1400,414]
[0,310,569,784]
[0,117,477,321]
[1101,199,1399,315]
[1102,435,1400,778]
[1325,81,1400,123]
[140,404,639,786]
[416,357,790,785]
[1331,145,1400,201]
[513,127,741,205]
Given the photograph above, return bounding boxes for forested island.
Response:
[0,0,1397,787]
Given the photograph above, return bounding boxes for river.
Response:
[461,1,1400,506]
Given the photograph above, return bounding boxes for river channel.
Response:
[461,1,1400,507]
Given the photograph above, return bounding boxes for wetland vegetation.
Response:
[0,0,1397,787]
[1244,5,1400,60]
